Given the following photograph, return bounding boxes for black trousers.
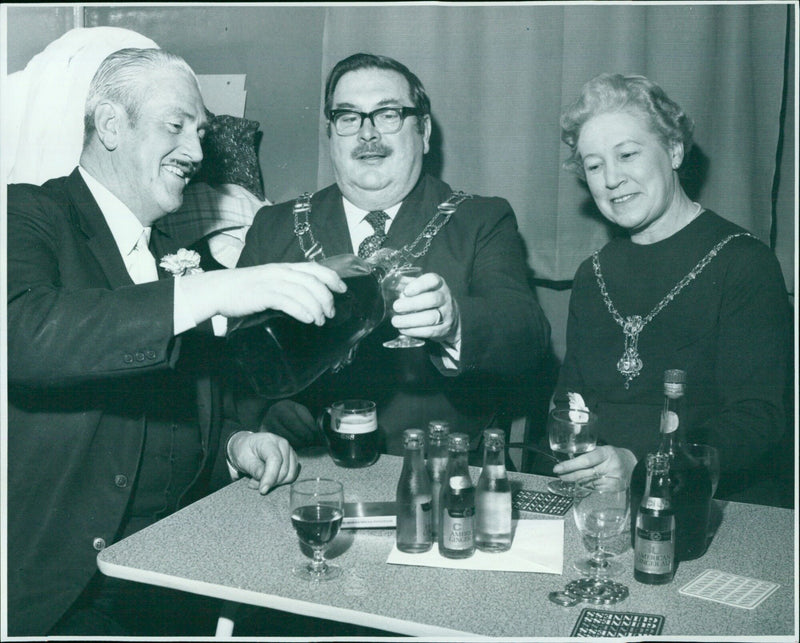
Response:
[49,571,221,637]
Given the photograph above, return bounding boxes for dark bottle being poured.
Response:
[630,369,712,562]
[227,253,397,399]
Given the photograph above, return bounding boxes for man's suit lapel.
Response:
[385,175,439,252]
[314,186,355,256]
[149,226,183,279]
[65,169,134,288]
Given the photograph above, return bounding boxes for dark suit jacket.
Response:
[6,169,236,635]
[235,174,550,456]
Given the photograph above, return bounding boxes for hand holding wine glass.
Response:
[547,408,598,497]
[290,478,344,581]
[381,265,425,349]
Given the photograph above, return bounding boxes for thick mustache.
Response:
[352,144,391,159]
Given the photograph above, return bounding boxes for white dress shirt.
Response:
[80,167,158,283]
[341,197,402,251]
[79,166,206,335]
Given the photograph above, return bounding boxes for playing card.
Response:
[679,568,780,609]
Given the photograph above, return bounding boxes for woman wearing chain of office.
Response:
[546,73,791,506]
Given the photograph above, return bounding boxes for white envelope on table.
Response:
[387,519,564,574]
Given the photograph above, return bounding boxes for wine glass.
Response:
[572,476,630,579]
[547,408,598,497]
[687,443,720,497]
[381,265,425,349]
[290,478,344,582]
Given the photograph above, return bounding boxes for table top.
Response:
[97,448,797,639]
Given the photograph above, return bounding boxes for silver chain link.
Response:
[402,191,473,260]
[292,192,324,261]
[292,190,473,262]
[593,232,752,328]
[592,231,753,388]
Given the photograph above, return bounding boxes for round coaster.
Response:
[565,578,629,605]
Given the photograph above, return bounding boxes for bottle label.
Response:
[660,410,678,434]
[336,414,377,434]
[476,493,512,533]
[449,475,472,490]
[442,512,474,550]
[643,497,670,511]
[635,527,675,574]
[664,382,684,399]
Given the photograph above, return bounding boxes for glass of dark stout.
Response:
[290,478,344,581]
[318,399,380,468]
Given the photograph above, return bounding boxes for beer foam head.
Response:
[336,414,378,434]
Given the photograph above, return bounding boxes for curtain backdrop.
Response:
[318,4,793,293]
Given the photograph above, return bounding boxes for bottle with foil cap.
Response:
[395,429,433,553]
[438,432,475,559]
[630,369,712,560]
[426,420,450,538]
[634,453,675,584]
[475,428,512,552]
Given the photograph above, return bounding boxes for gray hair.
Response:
[83,48,197,145]
[560,73,694,179]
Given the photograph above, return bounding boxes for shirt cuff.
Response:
[173,275,228,337]
[173,275,197,335]
[226,430,253,480]
[211,315,228,337]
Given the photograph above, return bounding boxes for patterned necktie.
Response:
[126,228,159,284]
[357,210,390,259]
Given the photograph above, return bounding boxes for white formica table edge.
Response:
[97,554,475,638]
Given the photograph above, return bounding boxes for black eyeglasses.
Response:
[328,107,422,136]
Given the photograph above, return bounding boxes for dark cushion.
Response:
[194,111,265,200]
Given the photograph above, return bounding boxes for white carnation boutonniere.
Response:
[159,249,204,277]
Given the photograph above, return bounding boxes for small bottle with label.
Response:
[395,428,433,553]
[634,452,676,584]
[475,428,512,552]
[426,420,450,539]
[438,432,475,559]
